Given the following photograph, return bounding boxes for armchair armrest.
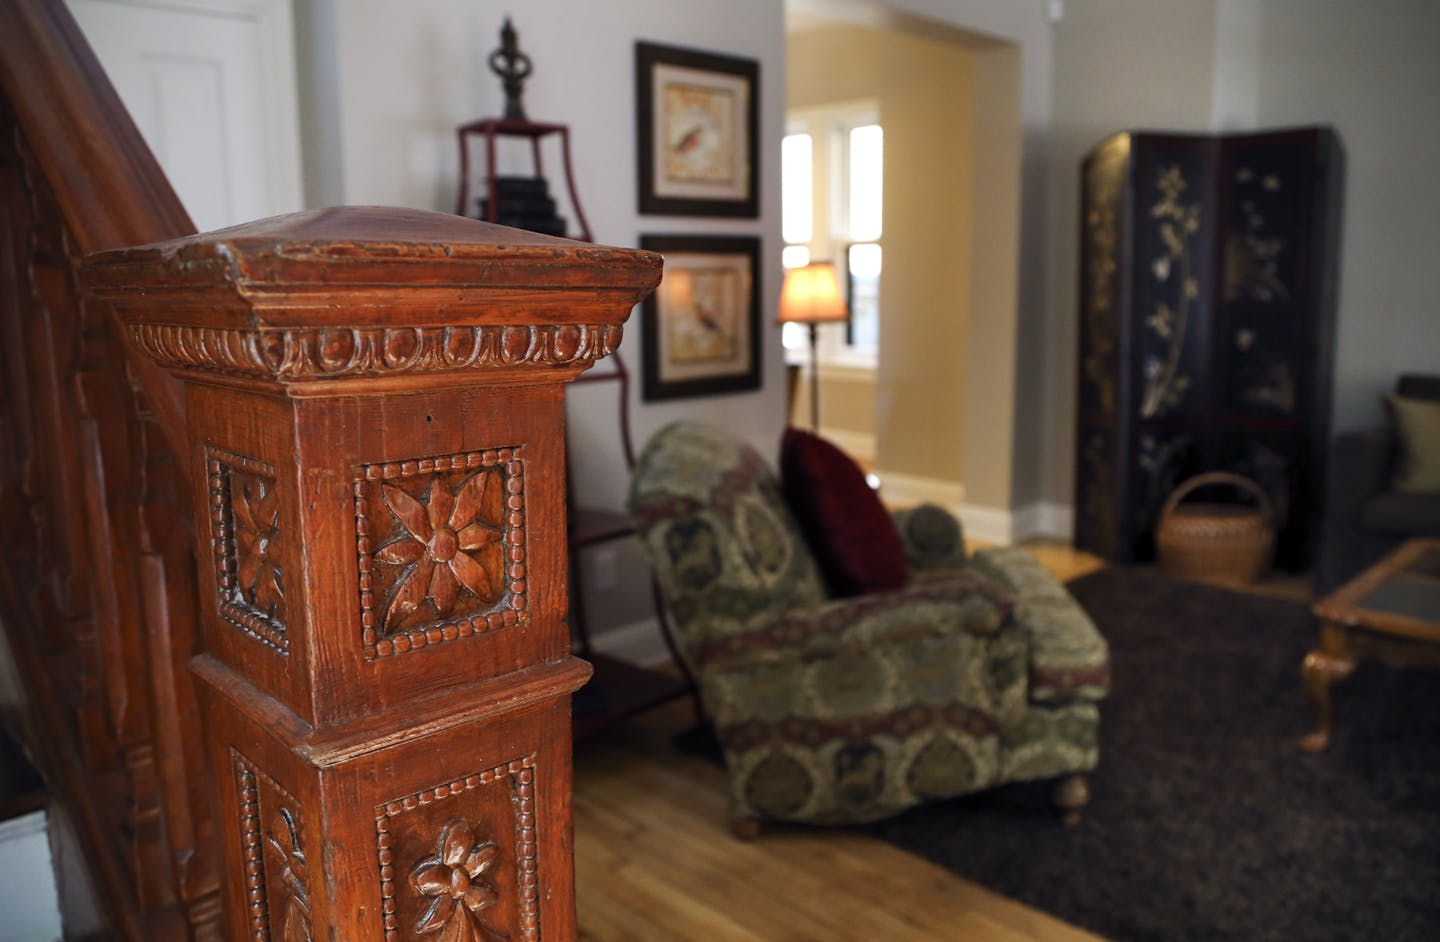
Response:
[695,573,1010,665]
[970,547,1110,704]
[693,574,1030,736]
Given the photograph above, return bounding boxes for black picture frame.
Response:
[640,234,762,401]
[635,41,759,218]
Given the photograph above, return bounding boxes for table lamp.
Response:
[777,262,849,430]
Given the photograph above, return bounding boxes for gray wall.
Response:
[323,0,789,513]
[1039,0,1440,508]
[302,0,1440,582]
[1039,0,1220,506]
[1250,0,1440,433]
[316,0,788,645]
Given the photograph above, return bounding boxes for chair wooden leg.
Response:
[731,817,761,841]
[1053,774,1091,826]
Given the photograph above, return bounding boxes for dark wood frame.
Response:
[1301,538,1440,753]
[843,242,877,348]
[640,234,762,401]
[635,41,759,218]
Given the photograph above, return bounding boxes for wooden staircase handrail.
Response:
[0,0,192,462]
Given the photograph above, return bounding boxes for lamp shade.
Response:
[778,262,849,325]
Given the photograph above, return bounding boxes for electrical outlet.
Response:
[592,547,618,591]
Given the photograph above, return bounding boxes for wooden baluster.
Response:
[84,206,660,941]
[3,97,205,934]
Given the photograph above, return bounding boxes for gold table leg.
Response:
[1298,621,1356,753]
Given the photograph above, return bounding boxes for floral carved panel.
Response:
[354,448,527,659]
[374,756,540,942]
[232,750,312,942]
[209,446,288,652]
[1139,162,1205,420]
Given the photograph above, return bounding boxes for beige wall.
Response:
[821,370,878,436]
[788,22,979,489]
[786,0,1055,539]
[961,44,1021,509]
[789,364,879,462]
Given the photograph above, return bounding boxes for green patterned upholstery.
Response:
[629,421,1108,826]
[970,547,1112,704]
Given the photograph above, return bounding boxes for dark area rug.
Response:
[864,566,1440,941]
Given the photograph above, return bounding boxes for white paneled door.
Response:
[67,0,304,231]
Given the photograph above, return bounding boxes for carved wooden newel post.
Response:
[84,207,661,941]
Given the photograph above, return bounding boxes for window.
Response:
[781,132,813,269]
[780,106,882,362]
[844,124,882,352]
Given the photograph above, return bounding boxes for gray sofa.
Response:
[1316,374,1440,592]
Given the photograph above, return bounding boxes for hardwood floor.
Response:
[571,541,1108,942]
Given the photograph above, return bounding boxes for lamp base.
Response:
[808,322,821,432]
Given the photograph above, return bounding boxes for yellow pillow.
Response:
[1388,393,1440,494]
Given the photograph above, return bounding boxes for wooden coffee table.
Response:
[1299,538,1440,752]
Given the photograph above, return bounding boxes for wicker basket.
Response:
[1156,471,1275,585]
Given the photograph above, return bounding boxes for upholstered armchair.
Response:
[627,421,1109,833]
[1317,374,1440,591]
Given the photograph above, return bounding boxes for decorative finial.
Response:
[487,17,533,121]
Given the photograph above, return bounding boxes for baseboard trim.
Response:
[1014,501,1075,541]
[957,503,1013,545]
[959,500,1075,546]
[875,470,965,510]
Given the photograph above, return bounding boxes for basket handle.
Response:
[1159,471,1273,524]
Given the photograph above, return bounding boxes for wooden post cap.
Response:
[81,206,662,385]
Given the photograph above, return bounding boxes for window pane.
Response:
[781,133,813,245]
[848,242,882,278]
[847,243,881,353]
[848,125,883,242]
[781,244,811,269]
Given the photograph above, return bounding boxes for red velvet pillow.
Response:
[779,426,907,596]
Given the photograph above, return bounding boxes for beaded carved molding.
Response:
[355,448,528,660]
[375,756,541,942]
[232,750,312,942]
[130,323,623,381]
[208,446,288,653]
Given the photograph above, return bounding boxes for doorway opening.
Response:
[783,0,1022,520]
